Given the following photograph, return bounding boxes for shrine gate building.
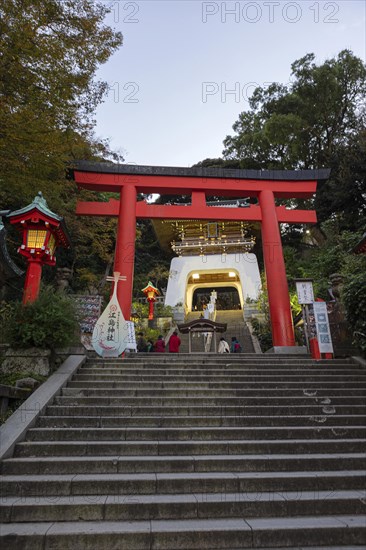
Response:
[72,162,330,351]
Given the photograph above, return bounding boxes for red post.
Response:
[23,259,42,304]
[309,337,321,360]
[259,189,295,347]
[148,300,154,321]
[114,184,137,319]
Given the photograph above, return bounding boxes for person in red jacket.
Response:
[154,335,165,353]
[168,330,181,353]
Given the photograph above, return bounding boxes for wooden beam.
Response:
[74,171,317,199]
[76,200,316,224]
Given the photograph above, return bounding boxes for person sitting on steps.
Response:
[218,337,230,353]
[230,336,242,353]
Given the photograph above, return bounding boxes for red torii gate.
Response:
[72,162,330,349]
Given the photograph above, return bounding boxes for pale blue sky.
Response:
[95,0,366,166]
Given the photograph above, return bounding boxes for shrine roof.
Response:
[8,192,71,247]
[178,318,227,333]
[71,161,330,182]
[8,192,63,222]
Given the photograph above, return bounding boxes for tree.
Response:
[223,50,366,230]
[0,0,123,297]
[0,0,122,207]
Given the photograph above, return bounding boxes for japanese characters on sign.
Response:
[125,321,137,352]
[313,301,334,354]
[295,280,315,305]
[92,272,129,358]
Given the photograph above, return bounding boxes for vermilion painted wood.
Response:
[114,185,137,319]
[259,190,295,347]
[73,168,320,347]
[74,170,317,198]
[76,200,316,224]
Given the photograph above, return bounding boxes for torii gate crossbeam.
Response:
[72,162,330,349]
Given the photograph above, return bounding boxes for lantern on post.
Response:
[141,281,160,321]
[7,192,70,304]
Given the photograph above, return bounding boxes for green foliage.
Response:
[5,287,78,349]
[289,292,301,317]
[0,0,123,298]
[0,301,13,344]
[251,317,273,352]
[155,303,173,317]
[223,50,366,231]
[295,224,366,297]
[342,273,366,354]
[133,221,173,298]
[0,371,46,387]
[144,328,161,343]
[257,273,270,321]
[132,301,149,319]
[0,0,123,209]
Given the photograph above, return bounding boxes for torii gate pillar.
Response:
[114,184,137,319]
[259,189,295,346]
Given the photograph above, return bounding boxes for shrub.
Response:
[154,303,173,317]
[342,273,366,355]
[251,317,273,352]
[5,287,78,350]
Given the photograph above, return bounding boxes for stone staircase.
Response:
[1,354,366,548]
[215,310,255,353]
[181,310,254,353]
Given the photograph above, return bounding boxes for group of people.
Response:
[218,336,242,353]
[136,331,181,353]
[137,331,242,354]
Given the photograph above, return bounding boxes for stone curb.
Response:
[0,355,86,461]
[245,321,263,354]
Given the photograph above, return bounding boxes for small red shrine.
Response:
[8,192,70,304]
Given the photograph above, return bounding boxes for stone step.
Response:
[3,453,366,475]
[45,404,366,417]
[53,395,366,407]
[67,378,366,389]
[1,490,365,523]
[14,438,366,457]
[2,355,365,548]
[61,387,366,398]
[73,369,366,383]
[84,355,347,362]
[2,470,366,497]
[82,359,355,368]
[86,354,349,361]
[25,426,366,442]
[36,414,366,429]
[1,515,365,549]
